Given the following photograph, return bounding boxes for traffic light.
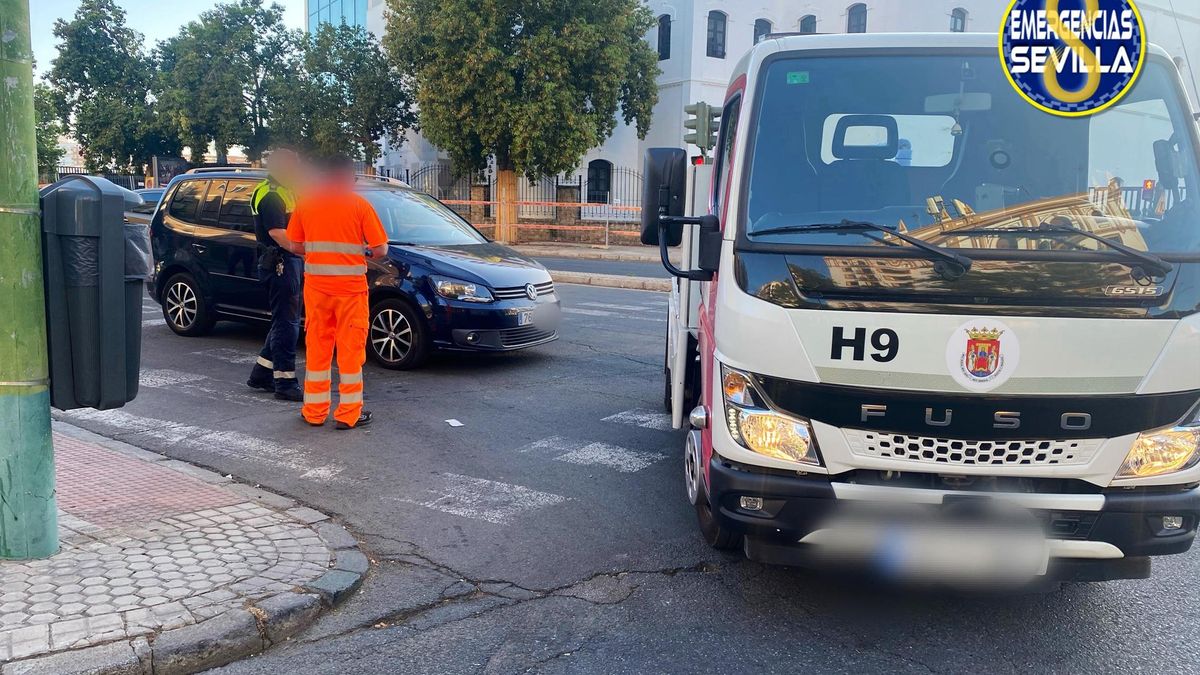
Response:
[684,102,722,154]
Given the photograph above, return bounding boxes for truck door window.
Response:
[713,96,742,215]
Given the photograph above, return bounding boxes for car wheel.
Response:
[162,273,215,337]
[368,298,429,370]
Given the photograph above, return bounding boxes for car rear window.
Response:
[197,181,227,226]
[220,181,257,232]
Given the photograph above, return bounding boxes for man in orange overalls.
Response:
[285,155,389,430]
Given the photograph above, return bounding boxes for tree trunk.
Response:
[496,168,518,243]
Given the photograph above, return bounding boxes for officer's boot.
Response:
[248,354,275,391]
[274,377,303,402]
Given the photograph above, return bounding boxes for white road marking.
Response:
[518,436,666,473]
[138,367,289,407]
[579,302,659,313]
[562,308,664,322]
[142,318,167,327]
[394,473,566,525]
[61,408,343,480]
[602,408,675,431]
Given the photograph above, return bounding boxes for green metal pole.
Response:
[0,0,58,559]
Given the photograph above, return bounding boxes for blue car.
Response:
[149,169,560,369]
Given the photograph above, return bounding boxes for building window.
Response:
[754,19,772,44]
[950,7,968,32]
[799,14,817,34]
[847,3,867,33]
[657,14,671,61]
[707,11,727,59]
[586,160,612,204]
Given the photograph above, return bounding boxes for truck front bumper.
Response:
[708,455,1200,581]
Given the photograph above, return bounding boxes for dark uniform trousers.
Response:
[248,254,304,392]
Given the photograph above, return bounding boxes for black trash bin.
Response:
[41,176,149,411]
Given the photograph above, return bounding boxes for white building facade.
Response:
[347,1,1200,187]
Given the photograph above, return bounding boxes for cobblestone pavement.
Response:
[0,424,366,671]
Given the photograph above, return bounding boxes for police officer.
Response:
[247,149,305,401]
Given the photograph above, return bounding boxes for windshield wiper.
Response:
[752,219,974,279]
[948,224,1173,278]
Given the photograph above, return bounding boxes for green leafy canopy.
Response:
[384,0,660,178]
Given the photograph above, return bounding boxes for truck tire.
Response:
[687,433,741,550]
[663,334,672,413]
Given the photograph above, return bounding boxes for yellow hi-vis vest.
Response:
[250,180,296,215]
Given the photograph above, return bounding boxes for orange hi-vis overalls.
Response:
[285,187,388,427]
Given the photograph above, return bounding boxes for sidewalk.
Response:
[0,423,367,674]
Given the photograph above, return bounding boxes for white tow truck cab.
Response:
[643,33,1200,583]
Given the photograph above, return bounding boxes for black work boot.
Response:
[335,411,373,430]
[248,362,274,391]
[274,385,303,402]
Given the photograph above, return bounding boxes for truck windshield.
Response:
[743,54,1200,256]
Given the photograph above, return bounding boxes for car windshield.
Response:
[743,54,1200,256]
[359,188,487,246]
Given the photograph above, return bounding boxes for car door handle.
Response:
[191,243,207,254]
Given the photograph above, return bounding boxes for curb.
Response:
[7,422,370,675]
[550,270,671,292]
[514,244,676,264]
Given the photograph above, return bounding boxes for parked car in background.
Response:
[125,188,165,225]
[148,169,560,369]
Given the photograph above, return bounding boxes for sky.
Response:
[29,0,306,76]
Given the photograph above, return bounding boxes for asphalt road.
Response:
[60,284,1200,674]
[531,255,670,279]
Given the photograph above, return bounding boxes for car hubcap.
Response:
[684,431,702,506]
[371,309,412,363]
[166,282,197,329]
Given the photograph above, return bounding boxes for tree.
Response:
[384,0,660,238]
[300,24,415,166]
[48,0,175,172]
[33,83,65,176]
[158,0,300,163]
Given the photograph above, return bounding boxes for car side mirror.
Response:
[641,148,687,247]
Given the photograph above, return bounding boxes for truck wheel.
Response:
[368,298,429,370]
[663,335,672,413]
[687,432,741,550]
[162,273,215,337]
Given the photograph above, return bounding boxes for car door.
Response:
[189,179,262,314]
[219,180,270,314]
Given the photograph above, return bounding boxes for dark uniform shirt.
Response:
[253,183,298,268]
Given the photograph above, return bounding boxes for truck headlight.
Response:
[722,366,821,466]
[1117,403,1200,479]
[432,276,493,303]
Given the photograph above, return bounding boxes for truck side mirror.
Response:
[640,148,688,247]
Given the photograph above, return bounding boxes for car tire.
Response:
[368,298,430,370]
[162,273,215,337]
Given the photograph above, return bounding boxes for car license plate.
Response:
[517,311,533,327]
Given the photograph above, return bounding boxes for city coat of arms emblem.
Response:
[964,328,1003,378]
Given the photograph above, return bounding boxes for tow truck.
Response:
[644,33,1200,582]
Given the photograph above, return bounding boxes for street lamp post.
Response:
[0,0,60,560]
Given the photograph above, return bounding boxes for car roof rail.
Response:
[355,173,411,188]
[184,167,266,174]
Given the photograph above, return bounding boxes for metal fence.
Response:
[406,164,474,217]
[580,166,642,223]
[41,166,145,190]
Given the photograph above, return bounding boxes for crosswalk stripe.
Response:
[61,408,342,480]
[562,308,664,322]
[602,409,675,431]
[579,302,659,313]
[393,473,567,525]
[142,318,167,327]
[138,368,290,407]
[518,435,666,473]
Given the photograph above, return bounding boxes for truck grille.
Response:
[493,281,555,300]
[843,430,1103,468]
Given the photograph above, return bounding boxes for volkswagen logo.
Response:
[524,283,538,300]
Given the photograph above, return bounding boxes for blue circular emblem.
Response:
[1000,0,1147,117]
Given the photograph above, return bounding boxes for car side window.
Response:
[167,181,205,223]
[197,181,228,227]
[220,181,257,233]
